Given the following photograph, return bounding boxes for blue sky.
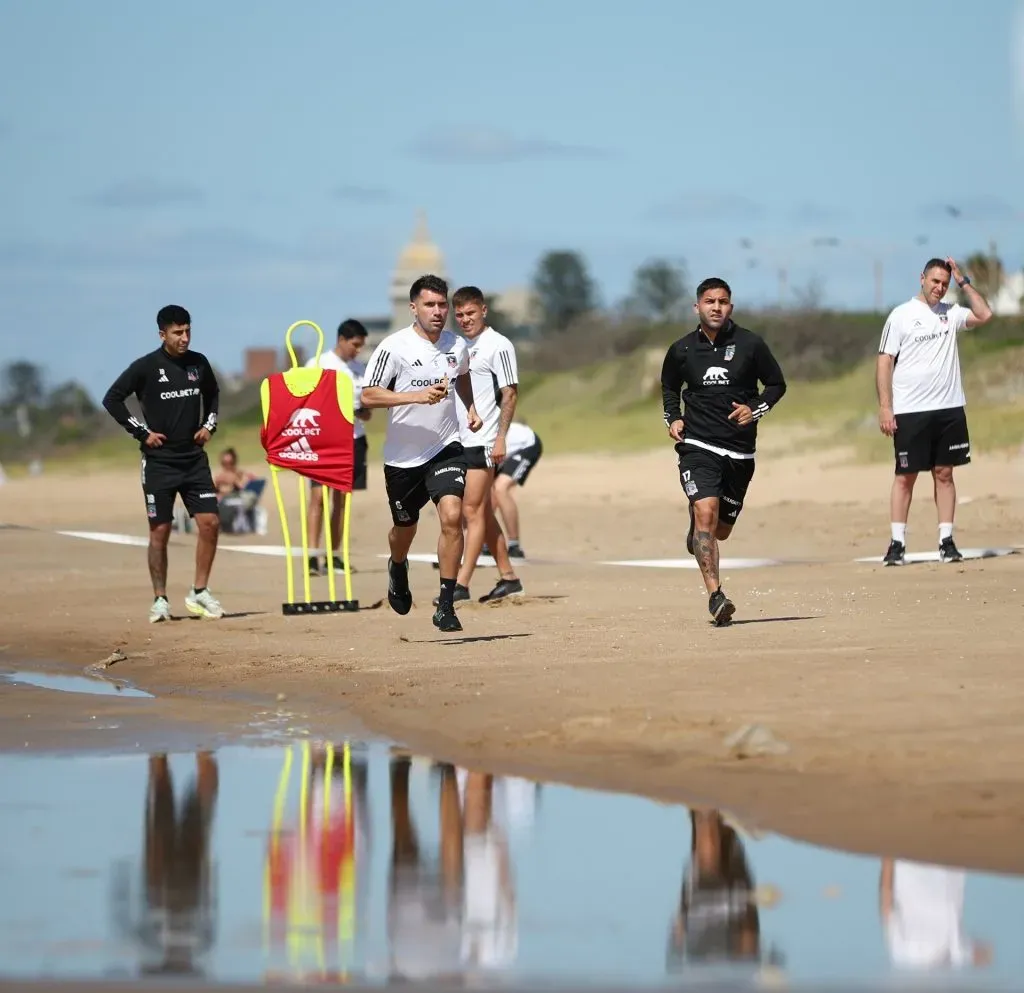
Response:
[1,0,1022,396]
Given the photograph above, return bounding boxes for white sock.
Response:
[939,523,954,542]
[891,523,906,544]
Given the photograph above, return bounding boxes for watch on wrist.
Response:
[959,276,971,288]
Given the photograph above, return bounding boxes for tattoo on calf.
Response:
[694,529,719,587]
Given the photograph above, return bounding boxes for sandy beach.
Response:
[1,435,1023,875]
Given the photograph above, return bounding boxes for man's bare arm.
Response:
[497,384,517,439]
[876,353,895,410]
[454,374,476,414]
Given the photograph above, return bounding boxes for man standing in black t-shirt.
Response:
[103,305,225,622]
[660,278,787,626]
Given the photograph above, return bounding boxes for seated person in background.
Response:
[214,447,265,534]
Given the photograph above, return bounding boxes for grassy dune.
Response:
[23,336,1024,475]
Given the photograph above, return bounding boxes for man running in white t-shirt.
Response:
[304,319,371,576]
[876,258,992,566]
[440,286,523,606]
[361,275,482,633]
[491,422,543,560]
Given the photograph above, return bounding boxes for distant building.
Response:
[992,270,1023,316]
[389,211,449,332]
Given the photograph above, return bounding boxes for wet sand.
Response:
[1,437,1023,874]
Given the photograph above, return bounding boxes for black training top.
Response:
[660,321,786,457]
[103,346,219,457]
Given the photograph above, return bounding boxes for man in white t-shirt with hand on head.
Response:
[876,257,992,566]
[361,274,482,633]
[437,285,523,606]
[303,318,371,576]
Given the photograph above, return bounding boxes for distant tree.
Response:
[961,251,1003,301]
[1,361,45,409]
[627,258,688,323]
[46,381,97,420]
[532,251,596,332]
[484,294,513,332]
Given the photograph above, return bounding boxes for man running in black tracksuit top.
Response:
[660,277,787,626]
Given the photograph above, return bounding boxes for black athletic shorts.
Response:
[383,442,467,527]
[893,406,971,474]
[497,439,543,486]
[141,450,218,527]
[464,445,494,472]
[677,445,756,526]
[309,435,368,492]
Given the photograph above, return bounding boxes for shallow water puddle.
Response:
[0,743,1020,988]
[1,669,153,699]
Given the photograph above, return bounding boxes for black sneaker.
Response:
[329,555,356,573]
[307,555,321,576]
[507,544,526,559]
[387,557,413,615]
[939,537,964,563]
[432,584,471,607]
[686,503,696,557]
[479,578,524,603]
[432,604,463,632]
[882,540,905,566]
[481,544,492,558]
[708,589,735,626]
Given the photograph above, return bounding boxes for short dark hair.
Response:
[157,304,191,330]
[222,447,237,460]
[922,258,951,276]
[337,318,368,340]
[695,277,731,300]
[452,285,486,309]
[409,274,449,302]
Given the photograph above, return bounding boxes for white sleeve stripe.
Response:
[751,403,770,420]
[367,350,391,387]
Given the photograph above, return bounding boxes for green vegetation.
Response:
[4,313,1022,472]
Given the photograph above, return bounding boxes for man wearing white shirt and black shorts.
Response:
[361,275,482,633]
[876,258,992,566]
[304,319,371,575]
[492,421,543,560]
[440,285,523,606]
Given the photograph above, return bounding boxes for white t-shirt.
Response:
[504,422,536,455]
[456,327,519,450]
[305,349,367,439]
[363,326,470,468]
[884,861,974,969]
[878,298,972,415]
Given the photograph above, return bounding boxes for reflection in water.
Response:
[112,751,219,976]
[880,859,992,970]
[0,741,1016,988]
[263,741,369,983]
[668,808,782,973]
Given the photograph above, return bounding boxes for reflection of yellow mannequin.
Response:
[263,741,356,983]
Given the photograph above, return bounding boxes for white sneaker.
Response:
[149,596,172,624]
[185,587,224,619]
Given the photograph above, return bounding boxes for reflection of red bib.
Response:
[260,369,354,490]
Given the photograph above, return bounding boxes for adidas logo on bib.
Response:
[279,436,319,462]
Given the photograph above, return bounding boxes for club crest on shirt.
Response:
[445,352,458,369]
[723,344,736,362]
[938,314,948,325]
[186,366,200,382]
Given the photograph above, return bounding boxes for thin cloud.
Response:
[919,196,1024,224]
[333,184,393,204]
[409,128,606,164]
[647,192,764,223]
[83,179,205,209]
[789,201,844,225]
[1014,3,1024,134]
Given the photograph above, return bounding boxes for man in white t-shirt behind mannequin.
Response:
[361,275,482,633]
[304,319,371,575]
[437,286,523,606]
[876,257,992,566]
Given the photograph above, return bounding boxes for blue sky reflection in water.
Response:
[0,742,1020,987]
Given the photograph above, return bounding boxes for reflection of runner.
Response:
[880,859,991,969]
[264,742,369,984]
[668,808,780,972]
[388,757,464,981]
[133,752,218,976]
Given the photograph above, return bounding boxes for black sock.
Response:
[438,578,456,608]
[155,595,167,603]
[194,587,206,595]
